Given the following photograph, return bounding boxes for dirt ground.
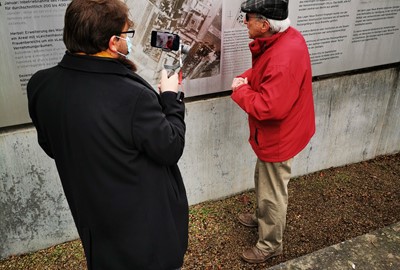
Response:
[1,153,399,270]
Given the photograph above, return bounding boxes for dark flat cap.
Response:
[241,0,289,20]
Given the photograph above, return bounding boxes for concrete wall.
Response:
[1,66,399,259]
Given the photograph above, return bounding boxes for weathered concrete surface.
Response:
[0,129,78,259]
[268,222,400,270]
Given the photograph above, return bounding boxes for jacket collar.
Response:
[59,51,130,75]
[249,27,290,58]
[58,51,154,91]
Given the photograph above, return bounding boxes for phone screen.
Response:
[151,31,180,51]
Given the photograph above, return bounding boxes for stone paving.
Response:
[268,222,400,270]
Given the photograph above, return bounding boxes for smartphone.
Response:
[150,30,180,51]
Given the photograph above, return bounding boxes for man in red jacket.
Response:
[231,0,315,264]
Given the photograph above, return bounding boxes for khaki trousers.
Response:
[253,158,293,252]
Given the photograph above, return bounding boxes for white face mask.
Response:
[115,36,132,58]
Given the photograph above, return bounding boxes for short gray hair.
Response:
[267,18,291,33]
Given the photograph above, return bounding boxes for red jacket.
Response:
[231,27,315,162]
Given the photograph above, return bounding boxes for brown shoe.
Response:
[240,246,283,264]
[238,213,257,228]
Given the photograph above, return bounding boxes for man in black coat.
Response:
[27,0,188,269]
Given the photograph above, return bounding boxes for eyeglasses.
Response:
[245,13,267,22]
[119,30,135,38]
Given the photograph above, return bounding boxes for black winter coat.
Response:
[27,52,188,270]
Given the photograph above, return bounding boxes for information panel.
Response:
[0,0,399,127]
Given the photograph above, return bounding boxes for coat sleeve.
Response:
[27,73,54,159]
[131,89,185,165]
[231,65,300,121]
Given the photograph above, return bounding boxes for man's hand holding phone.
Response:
[159,69,179,93]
